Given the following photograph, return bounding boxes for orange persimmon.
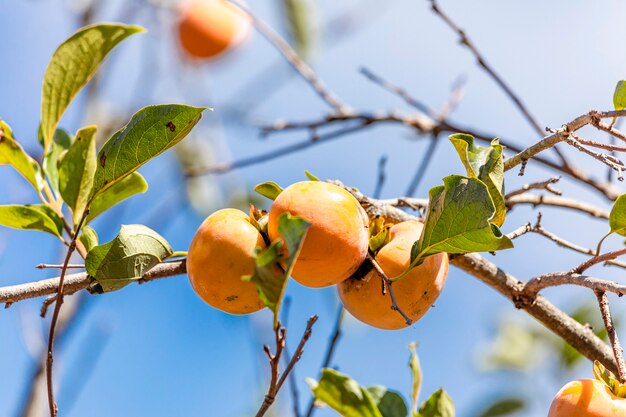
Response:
[548,379,626,416]
[186,208,265,314]
[177,0,250,60]
[267,181,369,288]
[338,221,449,330]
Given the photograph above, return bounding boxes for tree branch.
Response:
[0,194,620,375]
[227,0,350,114]
[596,291,626,383]
[1,261,186,308]
[255,316,318,417]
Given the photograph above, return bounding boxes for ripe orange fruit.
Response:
[337,221,448,330]
[186,208,266,314]
[548,379,626,416]
[267,181,369,288]
[176,0,251,60]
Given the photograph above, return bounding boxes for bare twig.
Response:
[593,119,626,144]
[427,0,571,166]
[504,177,562,199]
[521,272,626,300]
[227,0,350,114]
[255,316,318,417]
[435,75,467,121]
[505,222,532,240]
[373,155,388,199]
[596,291,626,383]
[304,306,345,417]
[190,103,624,199]
[280,297,301,417]
[563,133,625,181]
[360,67,434,116]
[505,193,610,220]
[530,224,626,270]
[1,260,186,308]
[46,209,89,417]
[573,248,626,274]
[36,264,84,270]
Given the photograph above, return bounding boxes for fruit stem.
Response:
[367,253,413,326]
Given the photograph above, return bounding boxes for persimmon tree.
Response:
[3,1,626,417]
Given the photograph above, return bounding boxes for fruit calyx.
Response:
[593,360,626,398]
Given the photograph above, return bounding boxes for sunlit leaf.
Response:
[58,126,97,224]
[89,104,205,200]
[79,225,99,253]
[244,213,310,327]
[304,170,320,181]
[0,120,44,190]
[609,194,626,236]
[86,224,172,292]
[43,128,74,195]
[417,389,454,417]
[367,386,408,417]
[403,176,512,278]
[307,368,383,417]
[449,134,505,227]
[86,172,148,224]
[409,343,422,414]
[0,205,63,238]
[254,181,283,200]
[614,80,626,111]
[40,23,144,151]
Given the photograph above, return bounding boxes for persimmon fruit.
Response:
[186,208,265,314]
[548,379,626,416]
[267,181,369,288]
[177,0,251,60]
[337,221,449,330]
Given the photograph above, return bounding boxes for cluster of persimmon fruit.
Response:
[186,180,449,330]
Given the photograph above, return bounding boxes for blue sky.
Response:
[1,1,626,416]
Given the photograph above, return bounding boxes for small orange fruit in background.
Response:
[177,0,251,60]
[267,181,369,288]
[187,208,265,314]
[548,379,626,416]
[338,221,448,330]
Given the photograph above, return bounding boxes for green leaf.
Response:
[79,225,99,253]
[477,397,525,417]
[254,181,283,200]
[417,389,454,417]
[0,121,44,190]
[90,104,206,200]
[609,194,626,236]
[307,369,383,417]
[86,224,172,292]
[304,170,320,181]
[86,172,148,224]
[449,134,505,227]
[58,126,97,224]
[244,213,310,327]
[409,343,422,414]
[405,175,512,276]
[282,0,316,59]
[43,129,74,195]
[0,205,63,238]
[40,23,144,151]
[367,386,408,417]
[614,80,626,111]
